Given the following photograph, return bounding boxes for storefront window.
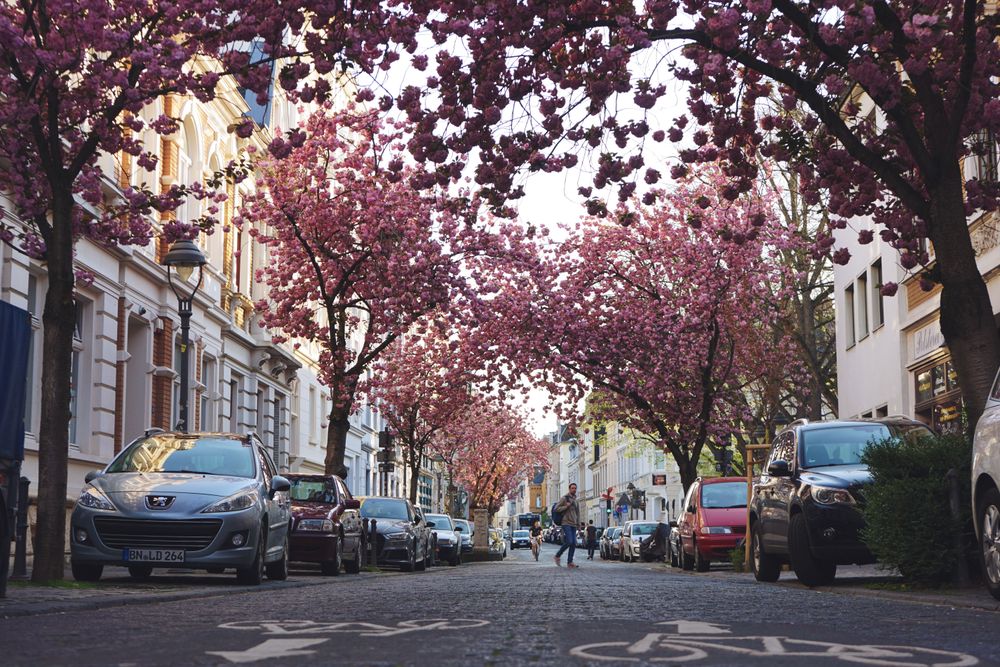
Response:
[915,369,933,404]
[932,365,947,396]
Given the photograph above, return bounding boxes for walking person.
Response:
[586,520,598,560]
[530,520,543,561]
[554,483,581,568]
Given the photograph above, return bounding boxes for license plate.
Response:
[123,548,185,563]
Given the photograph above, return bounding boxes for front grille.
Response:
[94,517,223,551]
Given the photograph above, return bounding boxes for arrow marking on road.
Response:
[655,620,731,635]
[207,638,329,664]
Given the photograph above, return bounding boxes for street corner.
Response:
[561,619,987,667]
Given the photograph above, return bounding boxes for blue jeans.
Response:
[555,525,577,563]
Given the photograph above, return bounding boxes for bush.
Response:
[860,433,974,586]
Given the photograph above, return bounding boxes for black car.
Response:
[359,497,428,572]
[749,417,933,586]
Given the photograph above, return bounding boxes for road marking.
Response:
[207,638,328,664]
[655,620,731,635]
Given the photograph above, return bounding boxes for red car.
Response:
[677,476,747,572]
[287,474,364,576]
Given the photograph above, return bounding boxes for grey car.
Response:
[425,513,462,566]
[70,431,291,585]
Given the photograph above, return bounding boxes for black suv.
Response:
[749,417,932,586]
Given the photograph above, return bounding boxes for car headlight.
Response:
[811,486,856,505]
[297,519,334,532]
[385,532,408,541]
[77,486,116,511]
[202,491,255,513]
[700,527,733,534]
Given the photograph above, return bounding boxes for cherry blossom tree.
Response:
[431,398,549,518]
[0,0,429,581]
[366,322,482,506]
[476,167,804,491]
[244,106,519,479]
[393,0,1000,429]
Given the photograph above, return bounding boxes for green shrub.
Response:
[729,548,746,573]
[860,433,973,586]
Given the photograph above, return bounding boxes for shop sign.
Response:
[912,320,945,361]
[651,473,667,486]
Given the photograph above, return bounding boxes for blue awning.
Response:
[0,301,30,462]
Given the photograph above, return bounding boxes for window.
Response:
[875,405,889,418]
[844,284,856,348]
[871,260,884,329]
[229,376,241,431]
[200,355,216,431]
[857,274,869,340]
[972,129,999,184]
[24,274,38,428]
[309,386,318,444]
[69,301,87,446]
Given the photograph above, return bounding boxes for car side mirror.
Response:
[343,498,360,510]
[767,460,791,477]
[454,525,462,532]
[413,517,422,525]
[270,475,290,498]
[84,469,103,484]
[426,521,436,528]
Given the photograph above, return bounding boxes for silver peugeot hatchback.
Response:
[70,431,291,585]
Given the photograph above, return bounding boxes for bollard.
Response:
[368,518,378,568]
[945,468,970,587]
[12,476,29,578]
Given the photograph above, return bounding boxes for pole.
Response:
[177,297,192,433]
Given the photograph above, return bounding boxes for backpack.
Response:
[550,502,563,526]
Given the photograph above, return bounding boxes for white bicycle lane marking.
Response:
[568,620,979,667]
[207,618,491,663]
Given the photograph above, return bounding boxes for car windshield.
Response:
[361,498,409,521]
[425,514,453,530]
[454,520,471,533]
[514,530,529,538]
[288,478,337,504]
[607,528,619,538]
[106,436,255,477]
[701,481,747,509]
[800,424,892,468]
[631,523,656,536]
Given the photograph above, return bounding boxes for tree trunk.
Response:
[677,455,699,495]
[324,405,350,479]
[407,445,420,506]
[929,171,1000,434]
[32,191,76,582]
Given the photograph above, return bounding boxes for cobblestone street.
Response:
[3,542,998,666]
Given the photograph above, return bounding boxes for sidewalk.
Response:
[661,562,1000,613]
[0,566,380,619]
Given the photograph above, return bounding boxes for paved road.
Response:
[2,542,997,666]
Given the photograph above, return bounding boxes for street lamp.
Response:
[162,239,207,433]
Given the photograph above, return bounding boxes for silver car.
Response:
[70,431,291,585]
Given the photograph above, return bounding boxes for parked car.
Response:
[511,529,531,549]
[413,506,436,568]
[359,496,428,571]
[286,473,363,576]
[667,523,682,567]
[749,417,933,587]
[973,371,1000,600]
[70,431,291,585]
[676,477,747,572]
[620,521,658,562]
[600,526,621,560]
[453,518,473,553]
[425,512,462,566]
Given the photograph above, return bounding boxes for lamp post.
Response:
[162,239,207,433]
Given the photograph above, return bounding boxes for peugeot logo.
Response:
[146,495,175,510]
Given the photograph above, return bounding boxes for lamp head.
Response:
[163,239,207,299]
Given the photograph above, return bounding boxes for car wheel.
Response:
[322,535,343,576]
[237,524,266,585]
[680,541,694,571]
[978,487,1000,600]
[128,565,153,580]
[751,521,781,582]
[789,513,836,587]
[694,540,710,572]
[265,533,289,581]
[345,539,362,574]
[71,561,103,582]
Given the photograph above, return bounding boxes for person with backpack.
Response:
[553,483,581,568]
[586,520,598,560]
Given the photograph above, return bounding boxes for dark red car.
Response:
[677,476,747,572]
[287,474,364,575]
